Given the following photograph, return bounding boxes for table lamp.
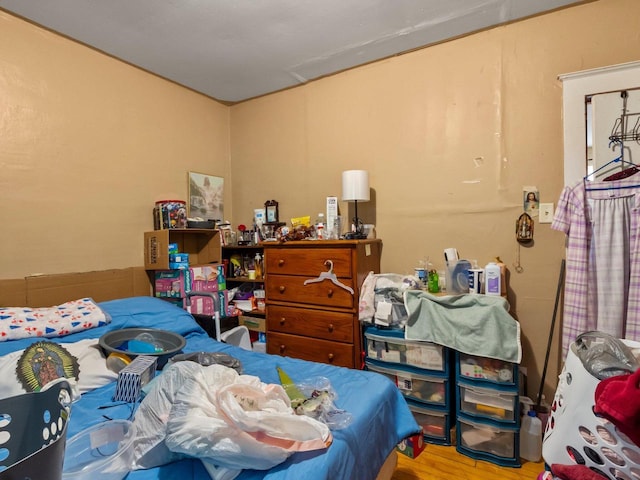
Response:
[342,170,370,239]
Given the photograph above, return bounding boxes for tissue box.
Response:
[113,356,157,402]
[396,428,425,458]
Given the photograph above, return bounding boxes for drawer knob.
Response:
[279,317,286,325]
[327,288,334,297]
[327,353,334,362]
[278,259,285,267]
[328,324,334,332]
[279,285,286,293]
[279,344,286,353]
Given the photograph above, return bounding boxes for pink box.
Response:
[219,290,232,316]
[186,295,216,316]
[155,270,190,298]
[190,265,219,293]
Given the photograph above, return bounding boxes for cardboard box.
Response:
[396,429,425,459]
[113,355,158,402]
[155,270,191,298]
[144,229,221,270]
[190,265,220,293]
[239,315,266,333]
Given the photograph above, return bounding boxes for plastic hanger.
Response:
[584,156,640,191]
[303,260,354,294]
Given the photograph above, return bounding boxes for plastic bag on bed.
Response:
[293,377,353,430]
[130,361,332,474]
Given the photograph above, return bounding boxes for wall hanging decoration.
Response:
[188,172,224,222]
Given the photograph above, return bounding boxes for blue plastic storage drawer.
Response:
[457,382,518,424]
[408,402,452,446]
[456,351,518,387]
[456,414,520,467]
[366,361,449,408]
[364,327,447,373]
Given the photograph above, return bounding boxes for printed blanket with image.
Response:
[0,298,111,342]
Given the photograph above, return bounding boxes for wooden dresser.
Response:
[263,239,382,369]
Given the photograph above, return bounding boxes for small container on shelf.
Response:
[154,200,187,230]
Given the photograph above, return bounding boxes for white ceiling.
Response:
[0,0,587,103]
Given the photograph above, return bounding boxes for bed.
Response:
[0,296,419,479]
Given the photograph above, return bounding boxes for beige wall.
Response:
[2,0,639,400]
[0,10,231,278]
[229,0,640,399]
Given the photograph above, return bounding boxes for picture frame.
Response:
[188,172,224,222]
[265,200,279,223]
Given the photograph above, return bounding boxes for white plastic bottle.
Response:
[315,213,325,239]
[484,262,501,296]
[520,410,542,462]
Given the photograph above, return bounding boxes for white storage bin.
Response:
[458,382,518,423]
[543,338,640,480]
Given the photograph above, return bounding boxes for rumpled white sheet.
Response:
[131,362,331,480]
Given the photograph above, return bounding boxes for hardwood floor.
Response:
[392,443,545,480]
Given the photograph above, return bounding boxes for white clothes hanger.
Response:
[303,260,354,295]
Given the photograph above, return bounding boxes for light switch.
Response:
[539,203,554,224]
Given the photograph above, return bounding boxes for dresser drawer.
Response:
[266,273,355,309]
[267,331,354,367]
[265,247,353,277]
[267,305,354,343]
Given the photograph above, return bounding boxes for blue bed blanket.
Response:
[0,297,418,480]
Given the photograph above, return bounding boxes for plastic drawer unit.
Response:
[457,382,518,424]
[456,415,520,467]
[456,351,518,387]
[364,326,449,375]
[365,361,450,408]
[408,401,453,446]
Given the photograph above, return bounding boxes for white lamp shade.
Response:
[341,170,370,202]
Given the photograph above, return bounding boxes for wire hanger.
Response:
[303,260,354,294]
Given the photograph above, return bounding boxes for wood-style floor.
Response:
[392,443,544,480]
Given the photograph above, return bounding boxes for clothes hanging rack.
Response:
[608,90,640,149]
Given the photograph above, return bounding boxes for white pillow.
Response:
[0,338,118,401]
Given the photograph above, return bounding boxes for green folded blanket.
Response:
[403,291,522,364]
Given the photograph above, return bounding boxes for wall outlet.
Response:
[539,203,554,223]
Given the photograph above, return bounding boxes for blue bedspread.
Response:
[0,297,418,480]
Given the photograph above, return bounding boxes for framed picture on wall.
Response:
[188,172,224,222]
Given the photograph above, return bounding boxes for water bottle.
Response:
[520,410,542,462]
[315,213,325,239]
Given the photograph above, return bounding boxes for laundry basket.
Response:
[0,380,73,480]
[542,337,640,479]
